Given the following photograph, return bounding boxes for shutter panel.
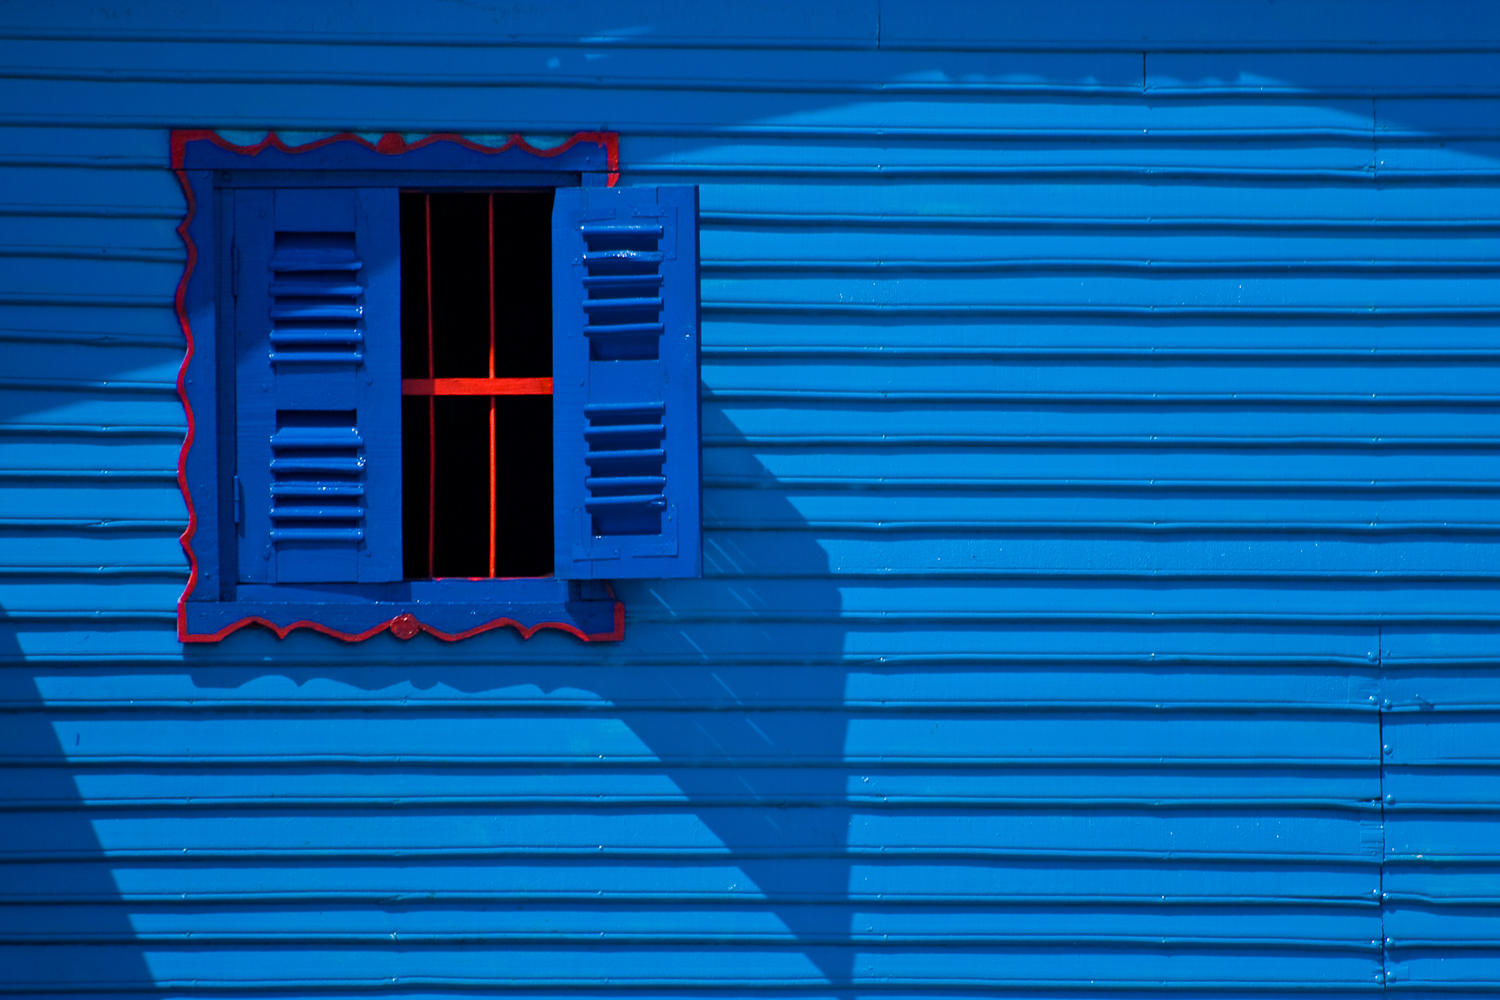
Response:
[234,187,402,584]
[552,185,701,580]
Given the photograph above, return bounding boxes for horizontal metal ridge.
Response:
[10,23,1500,52]
[703,477,1500,494]
[0,609,176,619]
[0,929,1386,950]
[705,257,1500,273]
[0,244,184,263]
[702,434,1500,449]
[711,518,1500,536]
[1380,801,1500,812]
[630,161,1392,181]
[0,66,1125,97]
[0,469,175,481]
[0,847,1383,865]
[0,652,1384,668]
[246,124,1418,142]
[0,890,1383,909]
[0,291,173,308]
[0,794,1385,812]
[0,329,183,348]
[704,389,1500,404]
[0,377,175,394]
[0,565,187,577]
[17,64,1500,99]
[705,301,1500,318]
[720,568,1500,583]
[703,346,1500,361]
[0,423,184,438]
[0,202,178,220]
[0,696,1384,711]
[0,518,184,531]
[0,753,1377,769]
[628,608,1500,625]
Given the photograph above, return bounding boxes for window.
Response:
[172,130,701,642]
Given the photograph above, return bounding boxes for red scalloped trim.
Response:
[170,129,619,186]
[180,600,626,644]
[172,162,200,644]
[172,128,624,643]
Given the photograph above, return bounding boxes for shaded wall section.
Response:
[2,0,1500,994]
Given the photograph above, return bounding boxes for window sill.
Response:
[179,578,623,642]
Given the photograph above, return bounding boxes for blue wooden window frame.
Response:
[173,130,700,643]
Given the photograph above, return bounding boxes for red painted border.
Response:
[172,155,202,645]
[170,129,620,186]
[172,129,624,644]
[180,599,625,645]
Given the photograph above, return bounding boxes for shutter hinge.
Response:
[232,474,243,526]
[230,239,239,300]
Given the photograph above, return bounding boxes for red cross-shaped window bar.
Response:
[401,194,553,578]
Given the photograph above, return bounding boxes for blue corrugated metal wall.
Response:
[3,0,1500,992]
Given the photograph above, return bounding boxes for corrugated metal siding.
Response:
[2,0,1499,992]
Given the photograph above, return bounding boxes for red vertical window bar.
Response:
[488,194,497,578]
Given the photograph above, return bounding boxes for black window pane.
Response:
[428,193,491,379]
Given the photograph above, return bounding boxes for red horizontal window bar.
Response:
[402,377,553,396]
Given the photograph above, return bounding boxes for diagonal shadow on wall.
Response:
[0,617,158,992]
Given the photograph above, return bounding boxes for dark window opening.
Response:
[400,190,555,579]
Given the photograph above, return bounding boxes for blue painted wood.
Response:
[7,0,1500,994]
[230,186,402,583]
[553,184,701,579]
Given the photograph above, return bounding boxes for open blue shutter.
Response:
[234,187,402,584]
[552,185,701,580]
